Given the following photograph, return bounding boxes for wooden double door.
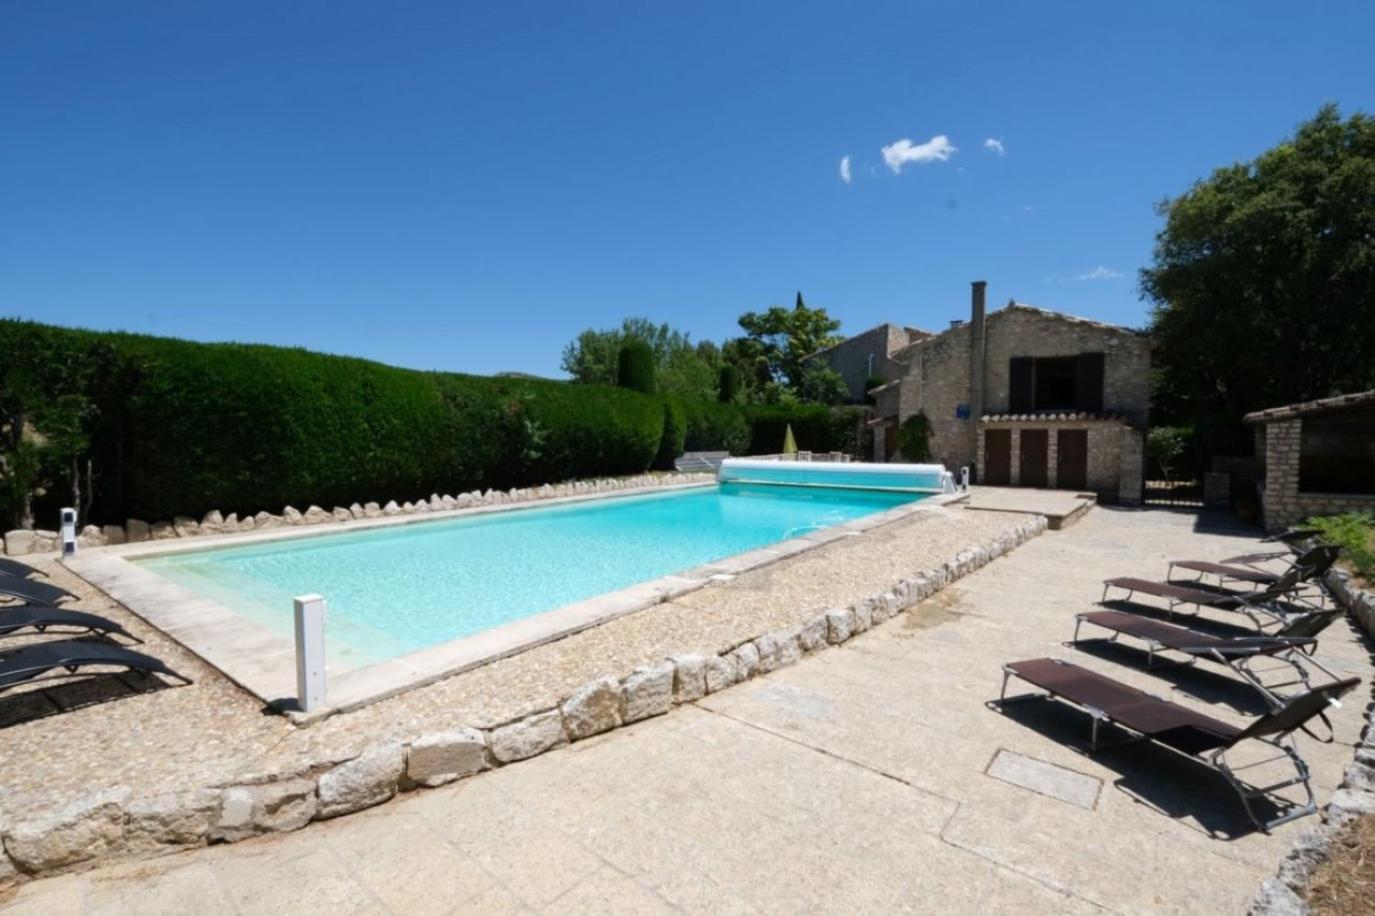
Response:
[983,427,1088,489]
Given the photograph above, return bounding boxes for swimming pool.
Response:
[137,482,924,670]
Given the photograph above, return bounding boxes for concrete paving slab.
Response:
[986,749,1102,809]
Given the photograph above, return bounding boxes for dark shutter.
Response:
[1009,357,1034,412]
[1076,352,1104,414]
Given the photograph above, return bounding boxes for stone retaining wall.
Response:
[1,473,716,557]
[1251,567,1375,915]
[0,514,1048,886]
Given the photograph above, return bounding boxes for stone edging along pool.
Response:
[65,474,966,721]
[1251,566,1375,915]
[0,508,1048,885]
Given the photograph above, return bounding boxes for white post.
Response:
[293,594,327,712]
[960,466,971,491]
[60,508,78,557]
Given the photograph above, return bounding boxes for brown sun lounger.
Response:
[1101,566,1318,630]
[996,657,1360,831]
[1169,545,1339,594]
[1073,609,1341,704]
[0,577,77,607]
[0,638,190,697]
[0,604,141,644]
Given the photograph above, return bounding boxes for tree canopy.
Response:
[1143,104,1375,453]
[561,317,720,401]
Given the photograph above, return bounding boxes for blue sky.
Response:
[2,2,1370,377]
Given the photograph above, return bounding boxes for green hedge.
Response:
[0,320,867,524]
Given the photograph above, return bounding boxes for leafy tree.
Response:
[717,364,740,403]
[729,292,842,391]
[796,365,849,405]
[1143,104,1375,454]
[616,340,657,394]
[562,318,718,400]
[1147,426,1191,481]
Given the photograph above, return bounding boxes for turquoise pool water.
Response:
[139,483,922,667]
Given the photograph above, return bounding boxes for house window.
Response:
[1009,353,1104,414]
[1032,357,1079,410]
[1298,409,1375,494]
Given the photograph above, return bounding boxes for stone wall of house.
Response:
[898,323,976,471]
[974,418,1141,502]
[1259,417,1375,530]
[810,324,914,402]
[980,308,1151,425]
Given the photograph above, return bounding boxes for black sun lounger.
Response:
[1072,609,1341,705]
[0,576,76,607]
[0,639,190,697]
[1168,545,1339,593]
[0,604,140,644]
[0,557,47,579]
[996,657,1360,831]
[1221,528,1329,568]
[1101,567,1319,630]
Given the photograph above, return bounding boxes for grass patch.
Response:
[1306,511,1375,586]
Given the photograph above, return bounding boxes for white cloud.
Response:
[881,135,956,173]
[839,155,852,184]
[983,137,1006,156]
[1076,265,1124,281]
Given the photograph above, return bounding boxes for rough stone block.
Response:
[349,502,366,519]
[561,677,623,740]
[150,521,177,540]
[171,516,200,537]
[200,509,225,532]
[703,653,737,693]
[406,729,489,787]
[213,778,318,841]
[101,524,127,546]
[851,599,874,633]
[825,607,855,644]
[382,501,401,516]
[490,710,566,763]
[3,786,130,872]
[798,614,828,652]
[766,627,803,669]
[332,507,352,522]
[124,789,221,853]
[753,632,781,673]
[4,530,36,556]
[729,641,761,681]
[622,662,674,722]
[671,654,707,703]
[125,519,151,543]
[318,743,404,819]
[282,506,304,525]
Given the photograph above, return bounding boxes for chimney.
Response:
[969,279,987,433]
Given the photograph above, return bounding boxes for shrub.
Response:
[1147,426,1192,480]
[0,320,665,523]
[680,399,749,455]
[897,412,932,462]
[1306,511,1375,581]
[653,400,686,470]
[717,364,740,403]
[616,340,656,394]
[743,404,863,455]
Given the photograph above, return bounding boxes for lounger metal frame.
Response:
[997,664,1349,832]
[1071,612,1340,709]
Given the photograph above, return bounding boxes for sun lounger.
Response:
[0,557,47,579]
[1222,527,1328,567]
[996,657,1360,831]
[1169,545,1339,593]
[1101,567,1321,629]
[1072,609,1341,705]
[0,639,190,697]
[0,604,140,644]
[0,577,77,607]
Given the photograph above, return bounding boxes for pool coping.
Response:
[66,480,968,722]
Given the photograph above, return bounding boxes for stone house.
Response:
[805,323,930,403]
[871,281,1151,504]
[1245,390,1375,531]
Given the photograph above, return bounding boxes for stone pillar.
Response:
[1046,429,1059,489]
[872,426,886,463]
[1009,427,1022,486]
[1118,427,1144,506]
[1262,419,1303,531]
[975,424,986,483]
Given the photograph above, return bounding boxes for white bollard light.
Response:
[293,594,327,713]
[960,466,971,491]
[60,508,78,557]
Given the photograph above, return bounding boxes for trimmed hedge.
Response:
[1,321,868,524]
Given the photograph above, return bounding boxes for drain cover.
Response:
[986,749,1101,809]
